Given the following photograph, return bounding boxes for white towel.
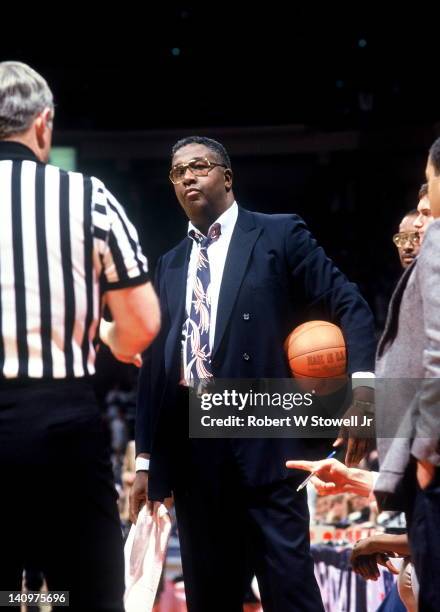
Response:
[124,504,171,612]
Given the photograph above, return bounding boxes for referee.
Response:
[0,62,160,611]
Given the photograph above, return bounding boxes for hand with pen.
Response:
[286,456,376,497]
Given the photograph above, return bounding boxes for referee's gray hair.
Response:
[0,61,54,138]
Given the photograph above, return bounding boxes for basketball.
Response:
[284,321,347,394]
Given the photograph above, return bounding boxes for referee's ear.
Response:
[35,107,53,162]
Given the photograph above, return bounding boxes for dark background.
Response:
[1,9,436,373]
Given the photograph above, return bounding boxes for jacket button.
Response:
[243,353,250,361]
[243,313,250,321]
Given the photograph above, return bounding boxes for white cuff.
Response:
[371,471,379,488]
[135,457,150,472]
[352,372,375,389]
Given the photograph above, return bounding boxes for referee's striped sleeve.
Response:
[91,177,150,290]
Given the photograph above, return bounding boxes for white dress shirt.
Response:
[185,201,238,352]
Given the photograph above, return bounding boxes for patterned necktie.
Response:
[182,223,221,384]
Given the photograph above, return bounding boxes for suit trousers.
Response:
[171,430,324,612]
[0,378,124,612]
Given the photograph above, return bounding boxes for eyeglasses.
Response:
[392,231,420,247]
[169,157,227,184]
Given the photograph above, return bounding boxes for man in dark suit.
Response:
[131,136,376,611]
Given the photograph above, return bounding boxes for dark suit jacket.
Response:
[136,208,376,499]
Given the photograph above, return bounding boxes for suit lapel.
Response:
[212,209,261,360]
[164,238,192,375]
[377,259,417,357]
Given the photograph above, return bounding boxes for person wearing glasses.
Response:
[393,211,421,269]
[393,183,433,269]
[288,142,440,611]
[131,136,376,612]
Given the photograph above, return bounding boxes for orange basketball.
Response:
[284,321,347,394]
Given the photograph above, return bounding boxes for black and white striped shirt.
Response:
[0,142,149,380]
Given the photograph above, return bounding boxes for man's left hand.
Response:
[333,386,375,466]
[417,459,435,489]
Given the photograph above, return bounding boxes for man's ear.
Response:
[224,168,233,191]
[35,108,52,149]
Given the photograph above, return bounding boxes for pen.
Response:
[296,450,337,492]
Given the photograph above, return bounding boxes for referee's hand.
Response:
[111,352,142,367]
[99,319,142,367]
